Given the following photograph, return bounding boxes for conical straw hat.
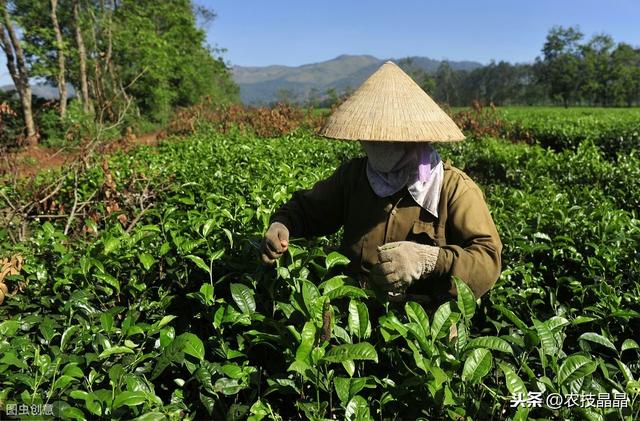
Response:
[319,61,465,142]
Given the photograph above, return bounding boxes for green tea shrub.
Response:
[0,127,638,420]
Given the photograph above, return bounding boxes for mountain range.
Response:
[232,54,482,104]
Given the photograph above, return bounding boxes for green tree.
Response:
[3,0,238,142]
[112,0,238,123]
[609,43,640,106]
[520,62,548,105]
[580,34,615,106]
[305,87,320,108]
[322,87,339,108]
[12,0,73,108]
[470,61,524,105]
[434,61,457,105]
[397,57,436,94]
[0,0,37,143]
[537,25,584,107]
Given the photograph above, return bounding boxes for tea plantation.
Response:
[0,113,639,420]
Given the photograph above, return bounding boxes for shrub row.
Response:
[0,128,638,419]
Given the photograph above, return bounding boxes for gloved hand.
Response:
[260,222,290,265]
[370,241,440,293]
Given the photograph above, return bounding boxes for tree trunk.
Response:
[73,0,91,112]
[50,0,67,117]
[87,7,106,120]
[0,1,37,145]
[104,0,129,106]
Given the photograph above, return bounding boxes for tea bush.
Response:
[497,107,640,158]
[0,127,638,420]
[168,102,327,139]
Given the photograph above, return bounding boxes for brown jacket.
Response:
[271,157,502,300]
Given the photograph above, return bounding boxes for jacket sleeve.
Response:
[270,162,347,238]
[431,182,503,299]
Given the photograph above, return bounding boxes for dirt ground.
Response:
[1,131,163,179]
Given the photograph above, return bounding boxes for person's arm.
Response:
[431,182,502,298]
[270,162,347,239]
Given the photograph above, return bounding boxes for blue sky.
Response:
[1,0,639,85]
[198,0,640,66]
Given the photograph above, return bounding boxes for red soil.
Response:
[1,130,163,179]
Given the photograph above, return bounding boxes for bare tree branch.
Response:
[64,170,79,235]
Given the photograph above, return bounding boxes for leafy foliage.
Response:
[0,120,638,419]
[497,106,640,157]
[112,0,238,123]
[168,101,327,138]
[453,104,640,159]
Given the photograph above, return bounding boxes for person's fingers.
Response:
[370,265,398,289]
[263,242,283,259]
[378,242,400,252]
[277,228,289,247]
[264,248,281,260]
[377,252,389,263]
[261,252,276,266]
[385,272,399,284]
[377,247,397,263]
[377,261,395,276]
[261,245,284,265]
[266,234,285,254]
[261,224,290,266]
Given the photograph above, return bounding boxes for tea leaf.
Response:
[139,253,155,271]
[295,322,316,364]
[557,355,597,385]
[348,299,371,340]
[621,339,639,352]
[462,348,493,384]
[454,277,476,320]
[532,319,558,356]
[99,346,135,359]
[345,395,370,420]
[466,336,513,355]
[180,333,205,360]
[325,252,350,269]
[498,363,527,396]
[323,343,378,363]
[113,391,147,408]
[431,302,455,343]
[405,301,430,337]
[231,283,256,315]
[324,286,368,300]
[578,332,617,352]
[186,255,211,274]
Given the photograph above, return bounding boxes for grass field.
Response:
[0,107,639,420]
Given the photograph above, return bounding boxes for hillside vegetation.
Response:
[0,108,638,420]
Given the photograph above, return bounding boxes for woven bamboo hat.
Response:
[319,61,465,142]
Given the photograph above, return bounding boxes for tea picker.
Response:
[261,61,502,304]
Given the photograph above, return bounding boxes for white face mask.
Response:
[361,141,408,173]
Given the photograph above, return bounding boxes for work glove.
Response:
[370,241,440,293]
[260,222,289,265]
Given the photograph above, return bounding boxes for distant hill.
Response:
[232,54,482,105]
